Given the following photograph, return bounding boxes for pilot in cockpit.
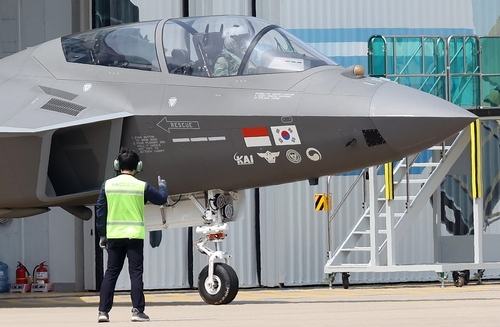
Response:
[213,25,251,77]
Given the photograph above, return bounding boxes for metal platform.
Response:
[324,34,500,287]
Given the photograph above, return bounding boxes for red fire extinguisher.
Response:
[33,261,49,284]
[16,262,31,284]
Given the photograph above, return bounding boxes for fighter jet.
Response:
[0,15,476,304]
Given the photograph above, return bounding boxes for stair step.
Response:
[399,179,429,184]
[378,212,404,218]
[402,162,439,168]
[339,264,369,268]
[378,196,416,201]
[340,247,371,252]
[353,229,389,235]
[429,145,451,151]
[362,213,405,220]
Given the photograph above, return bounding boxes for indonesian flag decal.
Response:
[241,126,272,147]
[271,125,301,145]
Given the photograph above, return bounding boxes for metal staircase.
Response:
[324,35,500,287]
[325,131,467,270]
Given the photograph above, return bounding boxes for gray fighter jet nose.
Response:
[370,81,477,155]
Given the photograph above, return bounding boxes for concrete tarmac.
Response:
[1,281,499,326]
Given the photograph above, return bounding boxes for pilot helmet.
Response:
[223,25,251,54]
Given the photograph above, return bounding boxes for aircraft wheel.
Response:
[198,263,239,305]
[342,272,350,289]
[464,270,470,285]
[452,271,465,287]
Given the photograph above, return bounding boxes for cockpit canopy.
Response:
[61,15,338,77]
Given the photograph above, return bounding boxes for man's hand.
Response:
[99,237,108,249]
[158,175,167,189]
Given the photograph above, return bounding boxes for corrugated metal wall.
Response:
[260,181,330,287]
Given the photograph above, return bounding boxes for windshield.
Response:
[60,16,337,76]
[61,21,160,72]
[163,16,337,77]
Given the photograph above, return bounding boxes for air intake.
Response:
[41,98,86,116]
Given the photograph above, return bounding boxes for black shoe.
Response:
[98,311,109,323]
[131,308,150,322]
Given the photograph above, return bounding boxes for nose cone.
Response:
[370,81,477,156]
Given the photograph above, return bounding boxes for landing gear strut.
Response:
[190,190,239,305]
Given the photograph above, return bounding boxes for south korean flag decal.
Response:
[271,125,301,146]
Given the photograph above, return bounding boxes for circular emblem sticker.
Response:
[306,148,322,161]
[286,149,302,164]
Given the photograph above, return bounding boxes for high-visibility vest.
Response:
[104,174,146,239]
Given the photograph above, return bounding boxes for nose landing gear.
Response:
[190,190,239,305]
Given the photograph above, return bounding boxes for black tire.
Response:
[464,270,470,285]
[342,272,350,289]
[452,270,467,287]
[456,275,465,287]
[453,272,465,287]
[198,263,239,305]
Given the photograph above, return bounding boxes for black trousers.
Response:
[99,238,145,313]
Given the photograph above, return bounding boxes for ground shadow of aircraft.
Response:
[0,15,476,304]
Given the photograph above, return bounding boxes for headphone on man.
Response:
[113,148,143,172]
[113,159,143,172]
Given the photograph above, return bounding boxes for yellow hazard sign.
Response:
[315,194,330,211]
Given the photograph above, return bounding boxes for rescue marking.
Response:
[131,135,165,154]
[190,137,207,142]
[172,136,226,143]
[157,117,200,133]
[208,136,226,141]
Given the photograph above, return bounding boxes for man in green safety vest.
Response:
[96,147,168,323]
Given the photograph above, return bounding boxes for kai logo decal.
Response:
[257,151,280,163]
[306,148,322,161]
[234,153,254,165]
[271,125,301,146]
[157,117,200,133]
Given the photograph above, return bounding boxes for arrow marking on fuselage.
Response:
[157,117,200,133]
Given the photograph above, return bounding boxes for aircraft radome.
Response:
[0,15,476,304]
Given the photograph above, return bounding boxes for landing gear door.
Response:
[144,190,245,231]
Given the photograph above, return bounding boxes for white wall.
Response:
[0,208,83,291]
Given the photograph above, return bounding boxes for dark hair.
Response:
[117,147,140,171]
